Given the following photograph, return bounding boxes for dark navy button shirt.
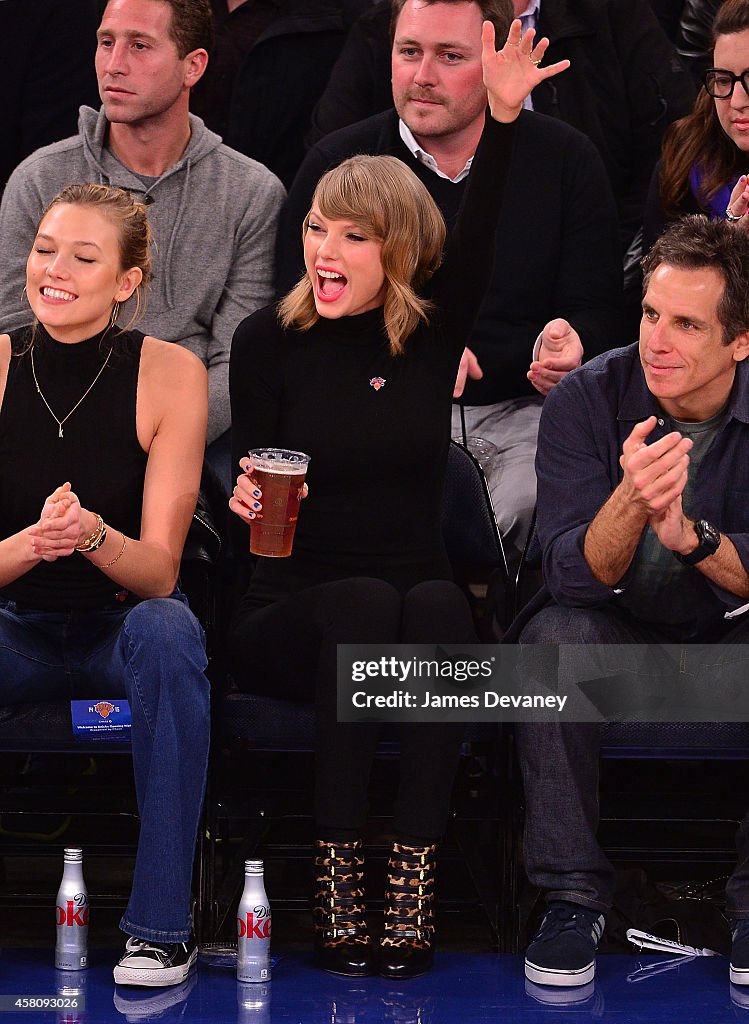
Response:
[534,342,749,631]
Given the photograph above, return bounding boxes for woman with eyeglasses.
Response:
[643,0,749,249]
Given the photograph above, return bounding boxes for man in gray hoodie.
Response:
[0,0,285,485]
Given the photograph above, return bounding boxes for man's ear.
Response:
[732,330,749,363]
[183,48,208,89]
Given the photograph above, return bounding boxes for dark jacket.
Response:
[277,107,627,406]
[307,0,696,249]
[307,1,393,148]
[222,0,371,188]
[0,0,99,193]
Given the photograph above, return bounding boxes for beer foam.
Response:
[248,448,309,474]
[251,459,307,474]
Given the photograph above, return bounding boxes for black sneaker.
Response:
[113,934,197,987]
[525,902,604,987]
[731,919,749,985]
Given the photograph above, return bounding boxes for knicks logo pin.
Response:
[369,377,387,391]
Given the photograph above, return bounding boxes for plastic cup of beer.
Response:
[247,448,310,557]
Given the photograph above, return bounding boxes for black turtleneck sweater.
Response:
[0,325,148,610]
[230,116,515,608]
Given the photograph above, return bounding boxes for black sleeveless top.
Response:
[0,325,148,610]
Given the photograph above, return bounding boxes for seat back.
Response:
[601,720,749,759]
[441,440,507,576]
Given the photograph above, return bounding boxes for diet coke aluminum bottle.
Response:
[55,848,89,970]
[237,859,271,982]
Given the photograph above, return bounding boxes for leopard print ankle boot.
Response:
[313,838,375,976]
[380,842,437,979]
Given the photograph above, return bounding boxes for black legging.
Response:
[230,577,477,842]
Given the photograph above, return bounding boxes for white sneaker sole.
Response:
[525,958,595,987]
[113,948,197,987]
[730,964,749,985]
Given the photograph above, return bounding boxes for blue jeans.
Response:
[516,603,749,916]
[0,593,210,942]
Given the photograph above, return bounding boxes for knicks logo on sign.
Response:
[92,701,116,719]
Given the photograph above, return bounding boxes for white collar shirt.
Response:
[398,119,473,183]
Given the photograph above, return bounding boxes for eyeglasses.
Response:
[704,67,749,98]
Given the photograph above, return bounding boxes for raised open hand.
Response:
[727,174,749,233]
[481,19,570,123]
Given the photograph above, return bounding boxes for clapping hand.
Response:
[481,18,570,123]
[28,482,83,561]
[619,417,692,517]
[649,493,693,553]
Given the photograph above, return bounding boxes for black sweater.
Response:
[231,116,514,607]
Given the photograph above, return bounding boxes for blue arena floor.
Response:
[1,948,748,1024]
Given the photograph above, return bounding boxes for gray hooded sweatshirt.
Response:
[0,106,286,443]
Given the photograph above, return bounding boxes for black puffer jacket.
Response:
[675,0,721,83]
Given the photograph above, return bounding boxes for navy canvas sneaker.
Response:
[525,902,605,987]
[730,919,749,985]
[113,934,197,987]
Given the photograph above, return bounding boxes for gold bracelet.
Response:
[76,513,106,552]
[100,533,127,568]
[85,524,107,553]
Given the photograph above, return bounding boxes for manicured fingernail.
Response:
[247,511,255,519]
[253,489,260,498]
[253,502,261,509]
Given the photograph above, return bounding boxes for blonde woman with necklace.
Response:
[0,183,210,990]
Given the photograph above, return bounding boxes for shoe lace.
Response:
[123,936,173,963]
[537,905,601,943]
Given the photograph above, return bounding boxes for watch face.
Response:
[697,520,721,548]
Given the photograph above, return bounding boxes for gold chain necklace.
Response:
[30,346,113,438]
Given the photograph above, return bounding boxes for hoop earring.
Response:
[110,300,121,327]
[21,285,29,306]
